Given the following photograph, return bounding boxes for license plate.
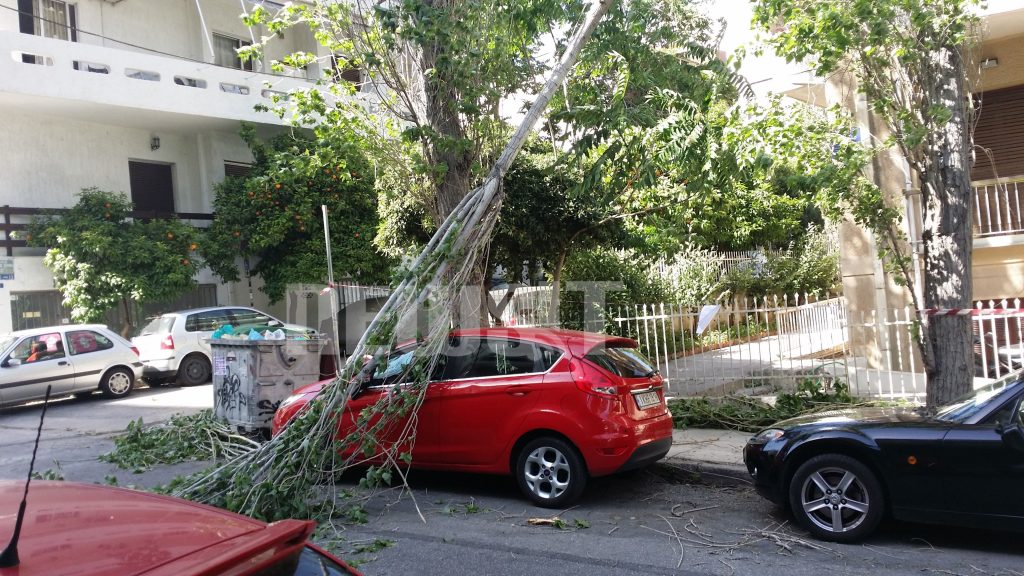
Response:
[634,391,661,409]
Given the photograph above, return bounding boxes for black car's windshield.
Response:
[933,370,1024,423]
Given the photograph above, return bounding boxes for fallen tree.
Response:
[173,0,614,521]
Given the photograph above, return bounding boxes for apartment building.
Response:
[0,0,359,333]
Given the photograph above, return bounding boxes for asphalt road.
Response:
[0,386,1021,576]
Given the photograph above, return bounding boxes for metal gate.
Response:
[9,285,218,333]
[10,290,71,331]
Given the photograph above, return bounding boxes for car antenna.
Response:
[0,384,52,568]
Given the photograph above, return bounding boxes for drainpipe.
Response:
[901,158,924,307]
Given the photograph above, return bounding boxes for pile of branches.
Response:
[100,411,261,473]
[667,379,894,432]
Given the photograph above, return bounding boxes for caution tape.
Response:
[919,308,1024,316]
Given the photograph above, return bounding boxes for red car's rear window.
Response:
[584,345,657,378]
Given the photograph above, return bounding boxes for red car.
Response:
[0,481,360,576]
[273,328,674,507]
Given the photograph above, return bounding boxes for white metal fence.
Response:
[607,295,853,397]
[495,286,1024,401]
[610,298,1024,400]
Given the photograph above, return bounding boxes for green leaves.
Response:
[100,411,259,473]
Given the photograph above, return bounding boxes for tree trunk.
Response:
[920,44,974,408]
[420,0,476,221]
[548,248,568,325]
[120,297,134,338]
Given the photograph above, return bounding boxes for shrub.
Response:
[556,247,671,330]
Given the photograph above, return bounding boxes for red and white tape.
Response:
[919,308,1024,316]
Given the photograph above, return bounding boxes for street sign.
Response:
[0,258,13,281]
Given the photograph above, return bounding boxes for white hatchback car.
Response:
[131,306,316,386]
[0,324,142,407]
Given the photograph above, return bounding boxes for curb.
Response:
[654,458,752,488]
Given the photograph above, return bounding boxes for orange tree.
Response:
[28,188,201,336]
[202,124,393,302]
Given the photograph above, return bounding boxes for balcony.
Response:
[973,177,1024,241]
[0,31,373,131]
[905,177,1024,249]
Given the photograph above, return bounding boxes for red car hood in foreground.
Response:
[0,481,355,576]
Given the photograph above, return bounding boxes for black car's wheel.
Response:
[177,354,211,386]
[788,454,884,543]
[515,437,587,508]
[100,368,135,399]
[143,377,171,388]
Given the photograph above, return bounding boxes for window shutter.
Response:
[224,162,252,178]
[973,85,1024,181]
[129,161,175,214]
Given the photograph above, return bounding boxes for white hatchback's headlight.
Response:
[749,428,784,445]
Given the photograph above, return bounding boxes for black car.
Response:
[744,373,1024,542]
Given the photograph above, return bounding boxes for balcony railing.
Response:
[973,177,1024,237]
[0,31,377,125]
[1,205,213,257]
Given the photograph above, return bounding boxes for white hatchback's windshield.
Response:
[934,369,1024,423]
[0,335,15,353]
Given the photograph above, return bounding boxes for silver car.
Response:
[0,324,143,407]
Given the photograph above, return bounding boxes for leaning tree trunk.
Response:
[920,44,974,408]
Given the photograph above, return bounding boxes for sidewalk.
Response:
[661,428,752,485]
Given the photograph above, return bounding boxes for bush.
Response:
[556,247,671,331]
[721,227,839,298]
[661,245,725,305]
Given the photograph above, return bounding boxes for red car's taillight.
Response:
[160,335,174,350]
[568,358,620,397]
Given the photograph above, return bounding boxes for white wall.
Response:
[1,1,319,79]
[0,111,250,210]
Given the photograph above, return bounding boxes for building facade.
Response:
[0,0,359,333]
[801,4,1024,380]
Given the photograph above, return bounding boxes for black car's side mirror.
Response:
[1001,423,1024,453]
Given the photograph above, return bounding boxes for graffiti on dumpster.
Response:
[257,399,281,417]
[214,365,247,421]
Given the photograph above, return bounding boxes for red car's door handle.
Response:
[506,387,531,397]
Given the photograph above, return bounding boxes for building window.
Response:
[128,161,175,215]
[18,0,77,41]
[213,33,254,71]
[330,54,363,86]
[224,162,252,179]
